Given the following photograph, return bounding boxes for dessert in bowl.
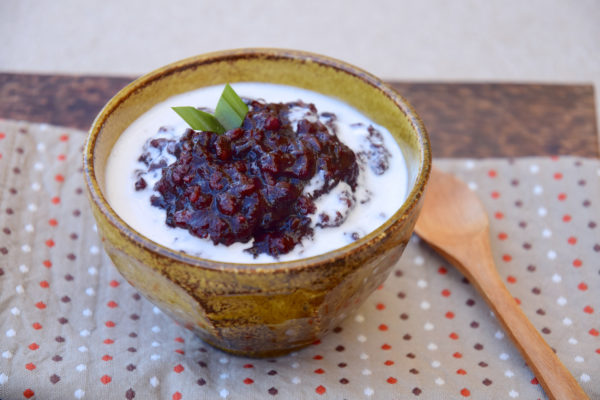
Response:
[84,49,431,357]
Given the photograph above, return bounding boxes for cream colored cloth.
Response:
[0,120,598,399]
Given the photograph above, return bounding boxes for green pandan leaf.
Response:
[171,106,225,134]
[214,83,249,131]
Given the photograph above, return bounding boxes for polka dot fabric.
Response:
[0,120,598,399]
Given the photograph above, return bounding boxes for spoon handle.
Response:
[458,236,589,400]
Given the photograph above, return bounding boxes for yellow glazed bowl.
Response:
[84,48,431,357]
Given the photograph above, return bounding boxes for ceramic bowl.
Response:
[84,48,431,357]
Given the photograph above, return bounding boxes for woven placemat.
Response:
[0,120,598,399]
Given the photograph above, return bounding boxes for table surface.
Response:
[0,73,598,158]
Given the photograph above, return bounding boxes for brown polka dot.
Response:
[542,327,551,334]
[9,188,17,195]
[70,233,79,240]
[338,362,347,368]
[461,277,470,284]
[18,128,28,134]
[594,244,600,252]
[482,378,493,386]
[73,210,81,217]
[397,292,406,299]
[55,336,65,343]
[13,167,21,174]
[511,179,519,186]
[532,287,541,295]
[132,293,141,301]
[474,343,484,350]
[523,242,531,250]
[412,388,422,396]
[466,299,475,306]
[126,364,136,371]
[268,387,278,395]
[49,374,60,384]
[578,179,586,186]
[394,269,403,277]
[129,332,137,338]
[0,247,8,255]
[589,221,597,229]
[335,345,345,352]
[537,309,546,316]
[198,347,207,353]
[127,347,137,352]
[583,200,591,207]
[0,267,4,275]
[125,389,135,400]
[409,368,419,374]
[52,355,62,362]
[514,200,523,207]
[61,296,71,303]
[519,221,527,228]
[197,378,206,386]
[403,334,412,341]
[58,317,68,324]
[5,208,13,215]
[76,188,83,195]
[130,314,140,320]
[479,362,488,367]
[65,274,74,281]
[267,370,277,376]
[333,326,343,333]
[470,321,479,328]
[527,265,536,272]
[67,254,76,261]
[339,378,349,384]
[406,353,415,359]
[198,361,207,368]
[400,313,409,320]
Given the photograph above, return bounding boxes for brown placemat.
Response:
[0,120,598,399]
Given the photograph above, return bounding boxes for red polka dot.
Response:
[568,236,578,245]
[445,311,455,319]
[48,219,58,226]
[102,355,113,361]
[174,337,184,343]
[43,260,52,268]
[558,193,567,201]
[109,280,120,287]
[553,173,563,180]
[589,328,599,337]
[531,377,539,385]
[60,134,69,141]
[488,170,497,178]
[441,289,451,297]
[378,324,388,331]
[596,348,600,355]
[25,363,36,371]
[23,389,35,399]
[45,239,55,247]
[456,369,467,375]
[0,132,5,139]
[32,322,42,330]
[175,349,185,355]
[314,368,325,374]
[453,352,462,358]
[103,339,114,344]
[578,282,588,291]
[573,259,583,268]
[51,196,60,204]
[28,343,39,350]
[502,254,512,262]
[316,386,326,395]
[35,301,46,310]
[563,214,572,222]
[438,266,448,274]
[313,355,323,360]
[312,339,321,345]
[449,332,459,340]
[384,360,395,366]
[174,364,184,373]
[381,343,392,350]
[460,388,471,397]
[100,375,111,384]
[506,276,517,284]
[494,212,504,220]
[105,321,116,328]
[377,284,384,290]
[39,280,49,288]
[107,301,118,308]
[244,378,254,384]
[243,364,254,368]
[584,306,594,314]
[387,377,398,384]
[57,154,67,161]
[514,297,521,305]
[172,393,182,400]
[498,232,508,240]
[376,302,385,310]
[55,174,64,183]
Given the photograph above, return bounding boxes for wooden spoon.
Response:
[414,167,589,400]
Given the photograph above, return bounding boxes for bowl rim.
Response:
[84,47,431,273]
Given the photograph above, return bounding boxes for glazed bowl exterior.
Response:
[84,48,431,357]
